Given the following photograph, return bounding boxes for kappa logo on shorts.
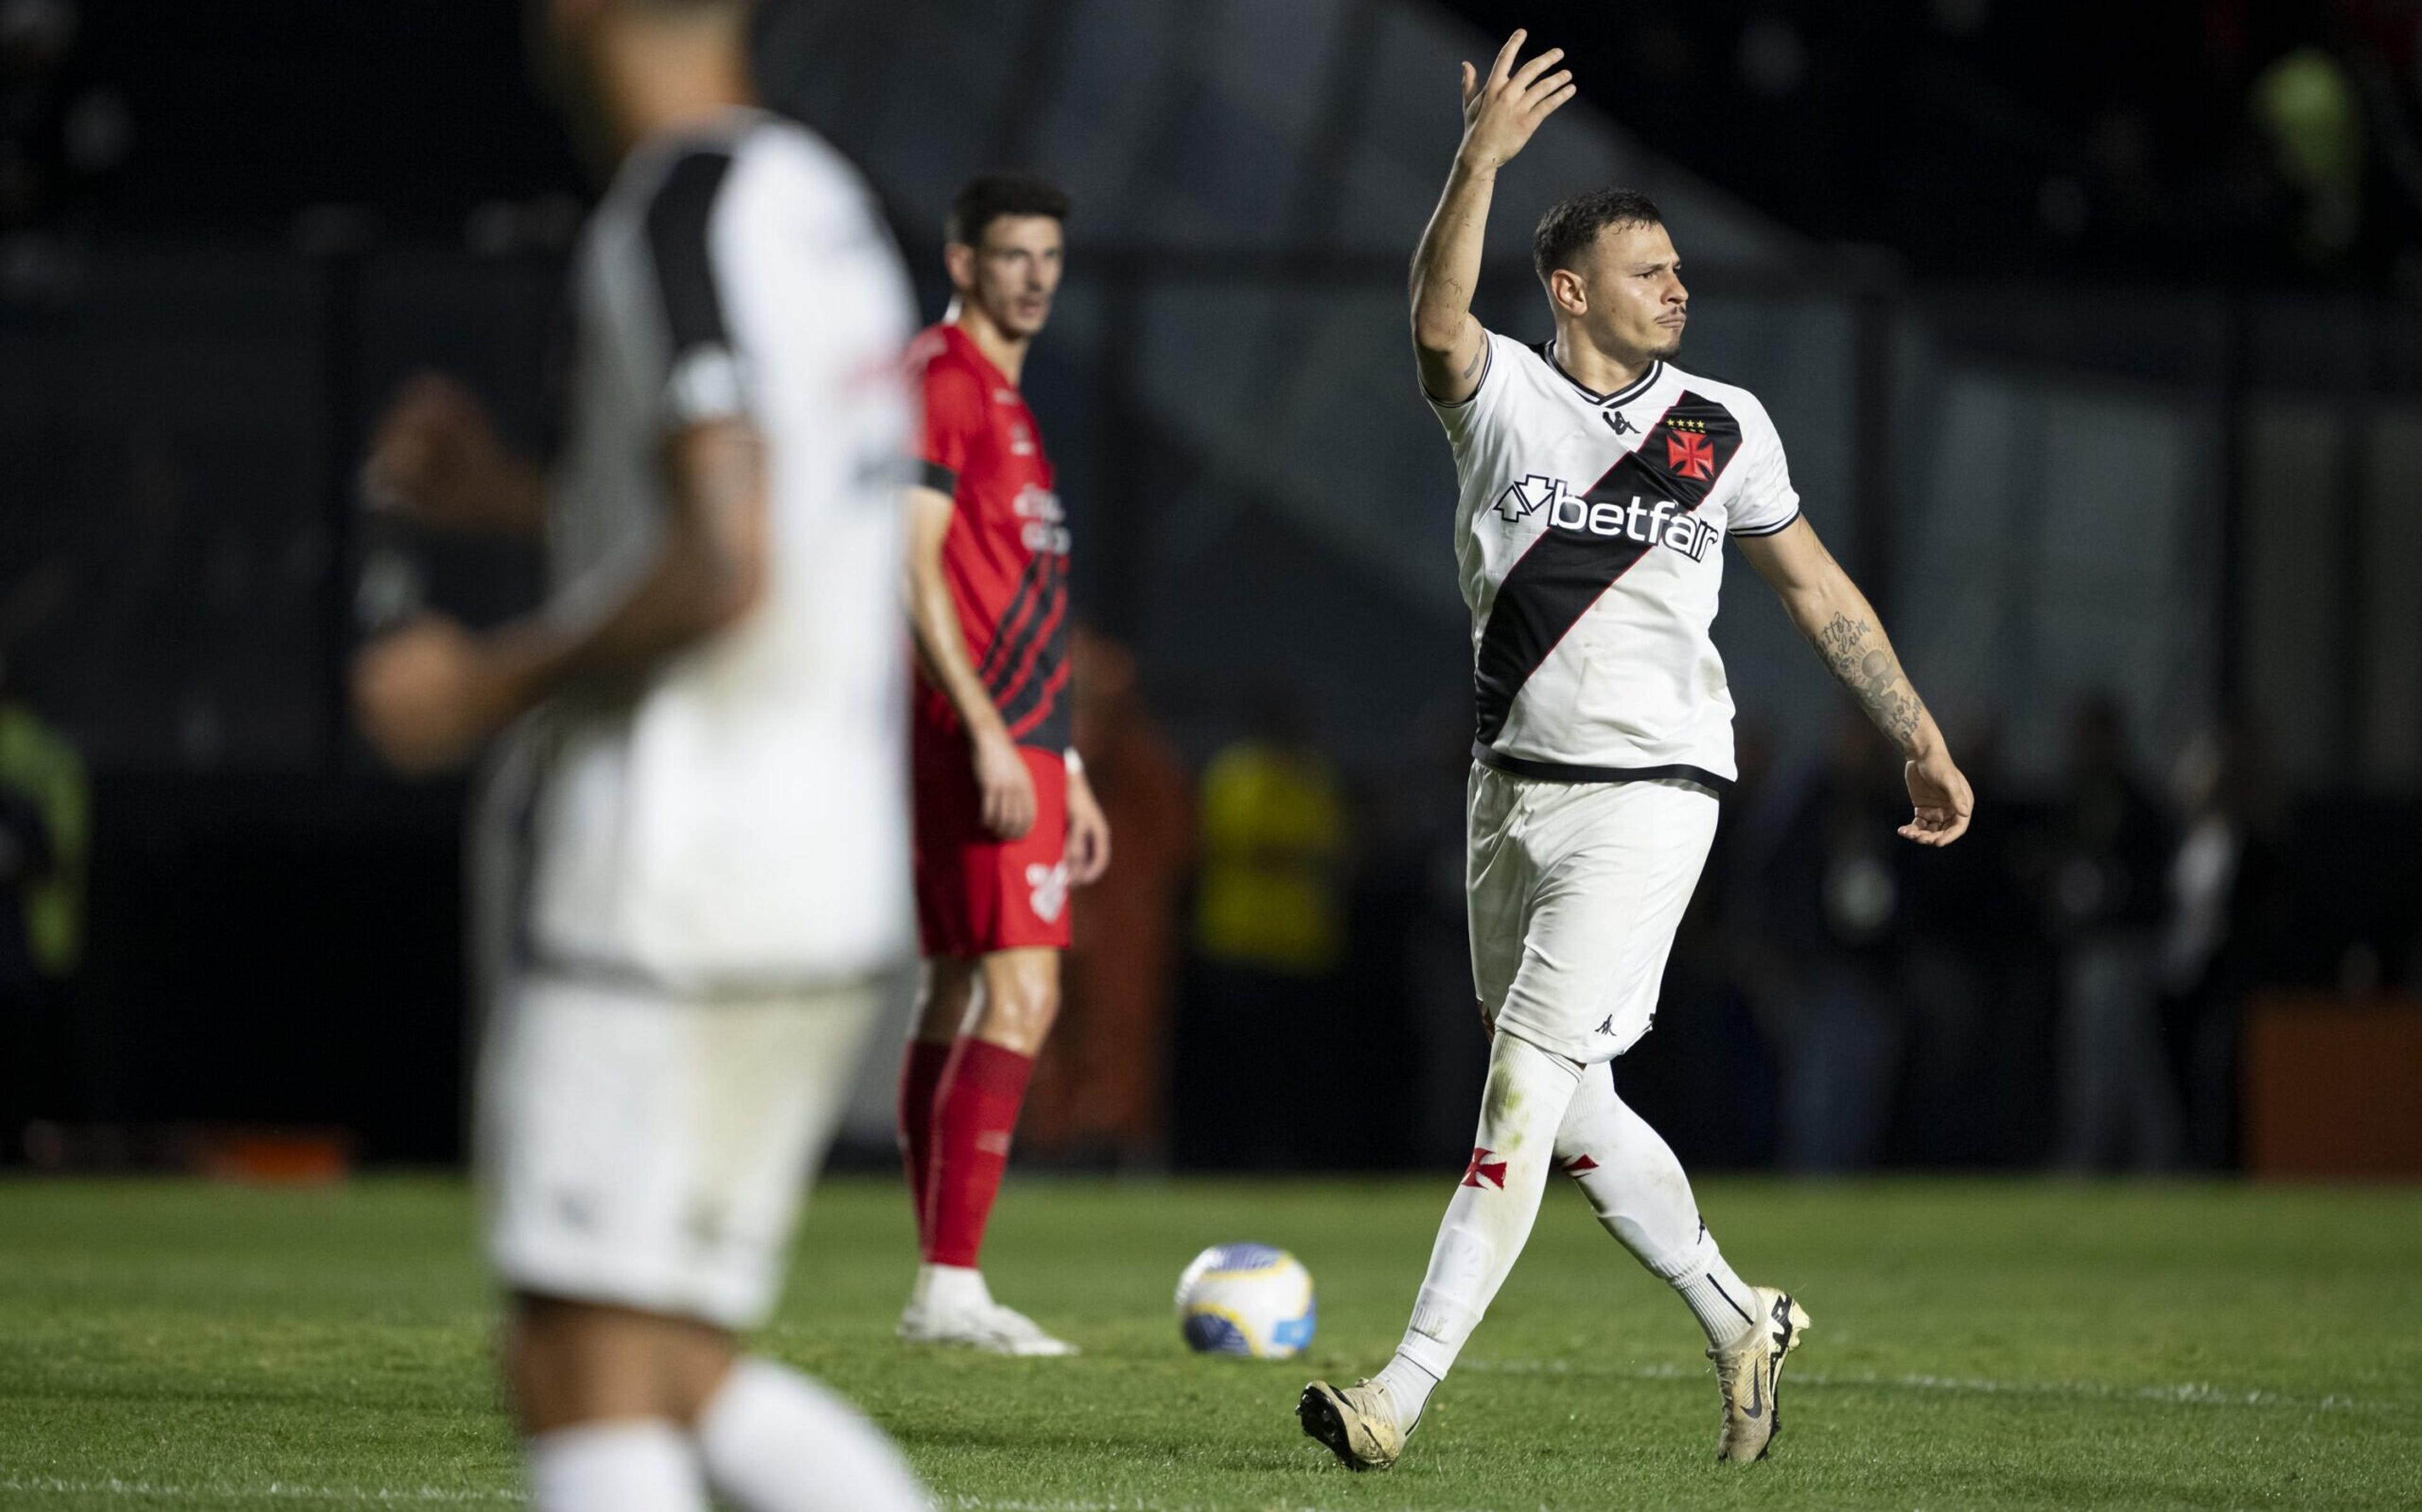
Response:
[1026,861,1070,923]
[1595,1015,1617,1036]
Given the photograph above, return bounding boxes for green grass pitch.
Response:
[3,1174,2419,1509]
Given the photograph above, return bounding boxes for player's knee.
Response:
[983,987,1058,1052]
[502,1295,590,1432]
[975,951,1060,1052]
[1478,1031,1582,1145]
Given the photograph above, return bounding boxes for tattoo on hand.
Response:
[1813,612,1927,747]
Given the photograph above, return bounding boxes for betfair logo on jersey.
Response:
[1492,473,1719,562]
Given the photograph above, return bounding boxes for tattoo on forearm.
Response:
[1811,612,1928,748]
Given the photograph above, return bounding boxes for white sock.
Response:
[527,1419,705,1512]
[911,1262,990,1315]
[1554,1061,1760,1346]
[695,1357,929,1512]
[1393,1033,1584,1394]
[1372,1352,1441,1428]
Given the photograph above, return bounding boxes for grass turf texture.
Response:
[3,1177,2418,1510]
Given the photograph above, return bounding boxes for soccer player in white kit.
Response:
[1299,31,1975,1472]
[353,3,928,1509]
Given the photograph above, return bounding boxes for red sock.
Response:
[925,1038,1035,1270]
[898,1039,954,1256]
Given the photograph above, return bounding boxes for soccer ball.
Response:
[1174,1243,1316,1359]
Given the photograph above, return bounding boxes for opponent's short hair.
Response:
[1531,188,1664,285]
[946,173,1073,249]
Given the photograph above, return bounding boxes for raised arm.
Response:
[1410,30,1576,404]
[352,417,767,774]
[1736,517,1975,846]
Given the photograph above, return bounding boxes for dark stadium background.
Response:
[3,0,2418,1174]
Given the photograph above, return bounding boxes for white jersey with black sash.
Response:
[526,107,918,992]
[1429,333,1801,791]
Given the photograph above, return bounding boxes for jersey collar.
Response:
[1539,339,1663,409]
[942,320,1020,396]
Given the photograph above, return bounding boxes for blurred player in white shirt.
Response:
[354,3,927,1509]
[1297,30,1973,1474]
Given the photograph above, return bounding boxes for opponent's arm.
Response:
[1736,517,1974,846]
[352,418,766,774]
[362,372,548,542]
[1410,30,1576,404]
[1064,753,1111,886]
[904,486,1037,842]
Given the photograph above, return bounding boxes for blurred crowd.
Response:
[1021,664,2350,1176]
[8,0,2422,1174]
[0,0,128,258]
[1452,0,2422,288]
[0,646,86,1151]
[0,562,2402,1177]
[12,0,2422,290]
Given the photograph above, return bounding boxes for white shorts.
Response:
[476,968,898,1330]
[1467,765,1719,1064]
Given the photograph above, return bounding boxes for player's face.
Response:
[957,216,1065,340]
[1580,221,1688,363]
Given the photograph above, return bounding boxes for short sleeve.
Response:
[916,360,986,495]
[1423,328,1505,447]
[1724,393,1801,538]
[646,148,752,431]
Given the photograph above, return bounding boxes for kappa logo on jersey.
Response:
[1492,472,1723,564]
[1026,861,1070,923]
[1604,409,1638,436]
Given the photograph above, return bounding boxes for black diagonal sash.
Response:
[1472,391,1745,745]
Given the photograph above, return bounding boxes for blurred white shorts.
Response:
[1466,765,1719,1064]
[476,968,895,1331]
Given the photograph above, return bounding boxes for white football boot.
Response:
[1711,1286,1810,1463]
[897,1265,1078,1356]
[1296,1377,1408,1472]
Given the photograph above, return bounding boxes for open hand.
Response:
[1900,745,1975,847]
[1458,30,1577,173]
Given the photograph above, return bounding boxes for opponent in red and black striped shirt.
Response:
[896,173,1110,1358]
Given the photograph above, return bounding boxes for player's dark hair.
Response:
[947,173,1073,248]
[1531,188,1664,286]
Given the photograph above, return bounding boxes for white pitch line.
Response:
[945,1504,1468,1512]
[0,1486,1322,1512]
[1462,1358,2399,1414]
[0,1478,522,1505]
